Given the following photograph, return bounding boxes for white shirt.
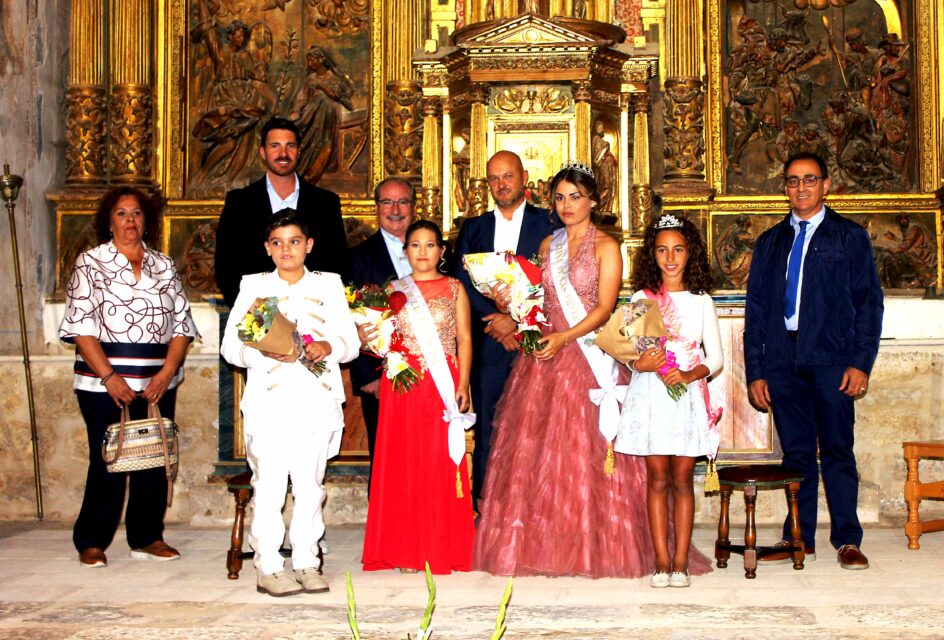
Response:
[493,200,527,253]
[784,205,826,331]
[59,242,198,392]
[266,173,300,213]
[381,229,412,278]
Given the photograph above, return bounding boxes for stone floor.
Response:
[0,521,942,639]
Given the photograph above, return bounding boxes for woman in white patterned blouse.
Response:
[59,187,197,569]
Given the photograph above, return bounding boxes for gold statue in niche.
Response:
[289,45,356,185]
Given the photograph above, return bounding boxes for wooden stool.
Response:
[715,464,805,579]
[226,471,253,579]
[903,440,944,550]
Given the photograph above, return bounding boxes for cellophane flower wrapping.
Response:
[462,251,547,355]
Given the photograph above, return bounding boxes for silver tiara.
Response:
[560,161,594,178]
[654,214,684,230]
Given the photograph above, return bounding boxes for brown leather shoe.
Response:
[130,540,180,562]
[79,547,107,568]
[759,539,815,564]
[837,544,869,570]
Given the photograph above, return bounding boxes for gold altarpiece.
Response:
[48,0,944,470]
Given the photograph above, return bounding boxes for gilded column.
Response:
[662,0,706,187]
[66,0,107,186]
[440,105,454,232]
[109,0,153,185]
[419,97,443,224]
[630,92,653,231]
[573,81,592,164]
[468,82,490,216]
[384,0,426,181]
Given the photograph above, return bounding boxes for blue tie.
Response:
[784,220,809,320]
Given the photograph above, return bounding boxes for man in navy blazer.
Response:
[215,117,348,307]
[453,150,556,508]
[744,152,883,570]
[348,178,415,489]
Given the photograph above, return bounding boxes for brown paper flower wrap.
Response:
[594,299,668,364]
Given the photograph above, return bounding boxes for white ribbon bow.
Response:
[443,408,476,466]
[589,384,628,443]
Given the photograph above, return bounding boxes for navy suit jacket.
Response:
[214,176,348,307]
[348,231,399,391]
[744,206,883,384]
[453,203,555,366]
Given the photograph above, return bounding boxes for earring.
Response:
[438,256,447,273]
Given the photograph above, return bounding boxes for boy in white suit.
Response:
[221,209,358,597]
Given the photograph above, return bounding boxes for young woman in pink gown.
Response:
[473,165,711,578]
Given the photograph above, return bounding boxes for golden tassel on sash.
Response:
[704,459,720,493]
[456,468,464,498]
[604,443,615,476]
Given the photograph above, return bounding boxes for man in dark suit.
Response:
[453,150,555,508]
[744,151,883,570]
[348,178,415,489]
[215,117,348,307]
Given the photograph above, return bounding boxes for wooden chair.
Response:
[226,471,253,579]
[714,464,805,579]
[903,440,944,550]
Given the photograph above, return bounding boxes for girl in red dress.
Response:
[362,221,475,574]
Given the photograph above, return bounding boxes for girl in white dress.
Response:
[614,213,723,589]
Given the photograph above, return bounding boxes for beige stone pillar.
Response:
[65,0,107,186]
[109,0,153,185]
[384,0,426,181]
[662,0,706,188]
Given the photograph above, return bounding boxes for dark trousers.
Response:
[767,345,862,550]
[73,390,176,552]
[359,390,380,495]
[470,354,516,507]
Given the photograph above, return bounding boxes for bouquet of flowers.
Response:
[462,251,547,355]
[658,336,687,401]
[594,299,668,364]
[237,296,326,376]
[345,283,420,393]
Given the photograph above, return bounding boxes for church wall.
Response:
[0,0,68,354]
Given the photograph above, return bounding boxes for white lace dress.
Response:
[614,289,723,457]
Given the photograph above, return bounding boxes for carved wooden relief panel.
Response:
[723,0,915,195]
[186,0,371,199]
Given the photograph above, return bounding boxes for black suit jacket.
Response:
[453,203,555,366]
[348,231,400,391]
[214,175,348,307]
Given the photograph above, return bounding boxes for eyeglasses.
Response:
[785,175,825,188]
[378,198,413,208]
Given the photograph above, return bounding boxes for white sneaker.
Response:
[295,568,330,594]
[669,571,691,588]
[650,571,670,588]
[256,571,304,597]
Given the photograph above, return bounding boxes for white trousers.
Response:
[245,430,331,576]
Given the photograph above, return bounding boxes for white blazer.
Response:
[221,269,359,453]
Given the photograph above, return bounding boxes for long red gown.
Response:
[473,226,712,578]
[362,277,474,574]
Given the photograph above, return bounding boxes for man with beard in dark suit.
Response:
[215,117,348,307]
[348,178,415,490]
[453,150,556,509]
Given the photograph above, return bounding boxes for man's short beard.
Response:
[494,187,524,209]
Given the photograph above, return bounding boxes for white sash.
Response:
[548,229,625,444]
[392,277,476,466]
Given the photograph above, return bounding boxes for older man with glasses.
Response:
[348,178,416,491]
[744,151,883,571]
